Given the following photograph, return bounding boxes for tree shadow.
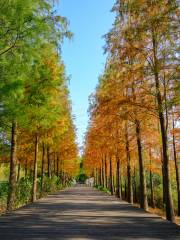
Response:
[0,187,179,240]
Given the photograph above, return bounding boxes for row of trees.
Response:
[84,0,179,223]
[0,1,78,211]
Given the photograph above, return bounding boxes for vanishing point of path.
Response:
[0,186,180,240]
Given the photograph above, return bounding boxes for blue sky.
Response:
[58,0,115,148]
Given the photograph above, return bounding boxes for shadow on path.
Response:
[0,185,179,240]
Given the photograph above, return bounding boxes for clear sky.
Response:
[58,0,115,148]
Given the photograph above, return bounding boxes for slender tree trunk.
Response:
[7,121,17,211]
[125,124,133,204]
[95,168,97,185]
[124,178,127,200]
[133,167,138,203]
[56,156,59,177]
[100,166,102,186]
[116,156,121,198]
[99,168,102,186]
[152,30,174,222]
[94,169,96,186]
[149,149,155,208]
[17,163,21,182]
[97,168,101,186]
[105,155,108,189]
[131,83,147,209]
[95,168,98,186]
[30,168,33,178]
[41,143,45,192]
[32,134,39,202]
[135,119,148,210]
[109,157,113,195]
[102,158,105,188]
[47,146,51,179]
[113,175,116,193]
[61,170,64,186]
[54,152,56,176]
[150,170,155,208]
[157,91,174,221]
[160,148,166,205]
[172,115,180,216]
[120,174,123,198]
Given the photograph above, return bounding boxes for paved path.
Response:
[0,185,180,240]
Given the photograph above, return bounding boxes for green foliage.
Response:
[0,175,73,212]
[0,0,72,131]
[15,177,33,206]
[95,185,111,194]
[0,165,10,181]
[0,182,9,199]
[42,176,63,193]
[76,174,87,184]
[0,0,77,212]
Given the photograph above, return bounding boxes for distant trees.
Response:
[84,0,179,222]
[0,0,78,211]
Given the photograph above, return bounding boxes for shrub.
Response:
[0,181,9,199]
[16,177,33,207]
[43,176,62,193]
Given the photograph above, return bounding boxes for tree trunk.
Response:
[17,163,21,182]
[30,168,33,179]
[41,143,45,192]
[135,119,148,210]
[125,124,133,204]
[124,178,127,200]
[53,152,56,176]
[56,156,59,177]
[105,155,108,189]
[160,148,166,205]
[7,120,17,211]
[172,115,180,216]
[94,169,96,186]
[102,158,105,188]
[99,168,102,186]
[109,157,113,195]
[157,92,174,221]
[152,30,175,222]
[150,170,155,208]
[149,149,155,208]
[120,174,123,198]
[47,146,51,179]
[131,83,147,209]
[133,167,138,203]
[32,134,39,202]
[95,168,97,185]
[116,156,121,199]
[113,175,116,193]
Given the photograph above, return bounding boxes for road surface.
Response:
[0,185,179,239]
